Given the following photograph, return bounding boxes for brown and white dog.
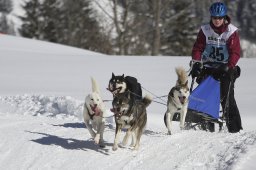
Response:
[111,92,152,151]
[164,67,189,135]
[83,77,107,147]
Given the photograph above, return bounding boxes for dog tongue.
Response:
[179,96,185,104]
[91,105,101,116]
[94,107,101,116]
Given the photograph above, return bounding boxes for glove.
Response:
[234,66,241,79]
[190,62,202,78]
[218,64,229,74]
[226,68,235,80]
[217,64,234,80]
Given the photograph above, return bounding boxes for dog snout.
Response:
[111,107,120,113]
[109,83,113,90]
[179,96,186,104]
[116,108,121,112]
[90,104,98,112]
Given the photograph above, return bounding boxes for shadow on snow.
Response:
[51,122,114,130]
[26,131,112,155]
[51,122,85,129]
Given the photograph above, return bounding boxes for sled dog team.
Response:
[83,1,244,150]
[83,67,189,150]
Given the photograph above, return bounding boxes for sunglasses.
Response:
[212,16,225,20]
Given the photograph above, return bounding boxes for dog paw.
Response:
[97,139,105,148]
[118,143,126,148]
[121,141,128,146]
[133,145,139,151]
[99,143,105,148]
[167,131,172,135]
[112,146,118,151]
[94,134,100,144]
[129,144,135,147]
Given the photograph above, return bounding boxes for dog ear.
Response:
[91,77,100,94]
[121,74,124,79]
[169,88,175,97]
[112,72,115,79]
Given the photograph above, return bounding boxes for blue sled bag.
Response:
[188,76,220,119]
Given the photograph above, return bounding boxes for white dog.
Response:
[164,67,190,135]
[83,77,108,147]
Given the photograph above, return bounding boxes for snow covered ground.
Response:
[0,34,256,170]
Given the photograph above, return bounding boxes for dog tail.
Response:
[142,94,153,107]
[175,66,188,85]
[91,77,100,94]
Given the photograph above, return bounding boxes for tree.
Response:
[19,0,112,54]
[237,0,256,43]
[19,0,43,39]
[58,0,112,53]
[156,0,199,56]
[0,0,14,34]
[112,0,132,55]
[0,0,12,13]
[151,0,161,55]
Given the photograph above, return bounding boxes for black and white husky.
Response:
[111,92,152,151]
[83,77,107,147]
[107,73,142,101]
[164,67,189,135]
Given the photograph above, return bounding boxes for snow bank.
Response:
[0,94,84,120]
[0,94,114,125]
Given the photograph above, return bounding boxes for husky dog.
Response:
[164,67,190,135]
[111,92,152,151]
[83,77,107,147]
[107,73,142,101]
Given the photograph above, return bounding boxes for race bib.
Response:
[202,44,229,63]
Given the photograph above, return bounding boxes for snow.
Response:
[0,34,256,170]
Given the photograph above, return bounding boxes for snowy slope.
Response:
[0,34,256,170]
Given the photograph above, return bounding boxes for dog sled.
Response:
[184,76,224,132]
[184,64,241,132]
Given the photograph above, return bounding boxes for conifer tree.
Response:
[0,0,13,34]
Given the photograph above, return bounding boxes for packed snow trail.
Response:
[0,95,256,170]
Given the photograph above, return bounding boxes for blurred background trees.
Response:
[0,0,15,34]
[1,0,256,57]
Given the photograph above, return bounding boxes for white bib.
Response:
[201,24,237,66]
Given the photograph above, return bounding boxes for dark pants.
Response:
[197,66,243,133]
[220,73,242,132]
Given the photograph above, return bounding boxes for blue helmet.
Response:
[209,2,227,17]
